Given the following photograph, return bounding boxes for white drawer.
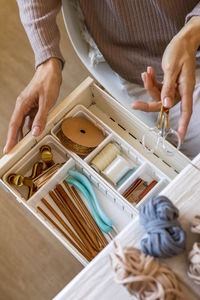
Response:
[0,78,190,275]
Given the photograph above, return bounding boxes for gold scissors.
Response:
[142,105,181,155]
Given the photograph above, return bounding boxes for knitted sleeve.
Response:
[16,0,64,68]
[185,2,200,23]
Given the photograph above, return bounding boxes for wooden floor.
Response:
[0,1,90,299]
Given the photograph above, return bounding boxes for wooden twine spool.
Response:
[58,117,104,156]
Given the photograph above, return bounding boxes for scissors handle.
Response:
[142,127,161,154]
[163,128,181,155]
[65,177,111,233]
[143,126,181,155]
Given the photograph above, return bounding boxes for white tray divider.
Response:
[2,135,70,201]
[84,134,113,163]
[27,157,138,264]
[28,158,74,207]
[136,178,170,209]
[117,163,147,195]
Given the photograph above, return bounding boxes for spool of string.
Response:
[139,195,186,258]
[110,241,193,300]
[58,117,104,156]
[91,142,135,185]
[58,130,95,155]
[91,143,120,172]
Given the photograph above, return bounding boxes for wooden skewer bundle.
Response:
[37,181,108,262]
[123,178,158,204]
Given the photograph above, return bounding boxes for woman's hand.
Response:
[4,58,62,154]
[132,66,180,109]
[132,16,200,142]
[132,66,163,111]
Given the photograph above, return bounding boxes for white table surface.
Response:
[54,154,200,300]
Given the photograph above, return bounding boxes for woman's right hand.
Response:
[3,57,62,154]
[132,66,180,114]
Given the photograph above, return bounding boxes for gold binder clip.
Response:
[40,145,55,168]
[7,162,43,199]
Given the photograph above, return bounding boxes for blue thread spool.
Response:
[117,168,137,186]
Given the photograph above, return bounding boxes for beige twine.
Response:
[110,241,197,300]
[188,242,200,285]
[191,215,200,234]
[188,215,200,285]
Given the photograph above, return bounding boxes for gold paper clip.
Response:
[142,105,181,155]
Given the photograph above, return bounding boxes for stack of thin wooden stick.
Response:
[38,181,108,261]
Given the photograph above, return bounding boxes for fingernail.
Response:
[163,97,172,107]
[147,66,151,74]
[3,146,7,154]
[141,73,146,82]
[131,102,135,108]
[32,126,40,136]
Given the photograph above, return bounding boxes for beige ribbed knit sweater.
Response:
[16,0,200,84]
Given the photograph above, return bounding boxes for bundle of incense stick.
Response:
[123,178,158,204]
[37,182,108,262]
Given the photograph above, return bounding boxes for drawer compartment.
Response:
[2,135,69,201]
[27,158,137,265]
